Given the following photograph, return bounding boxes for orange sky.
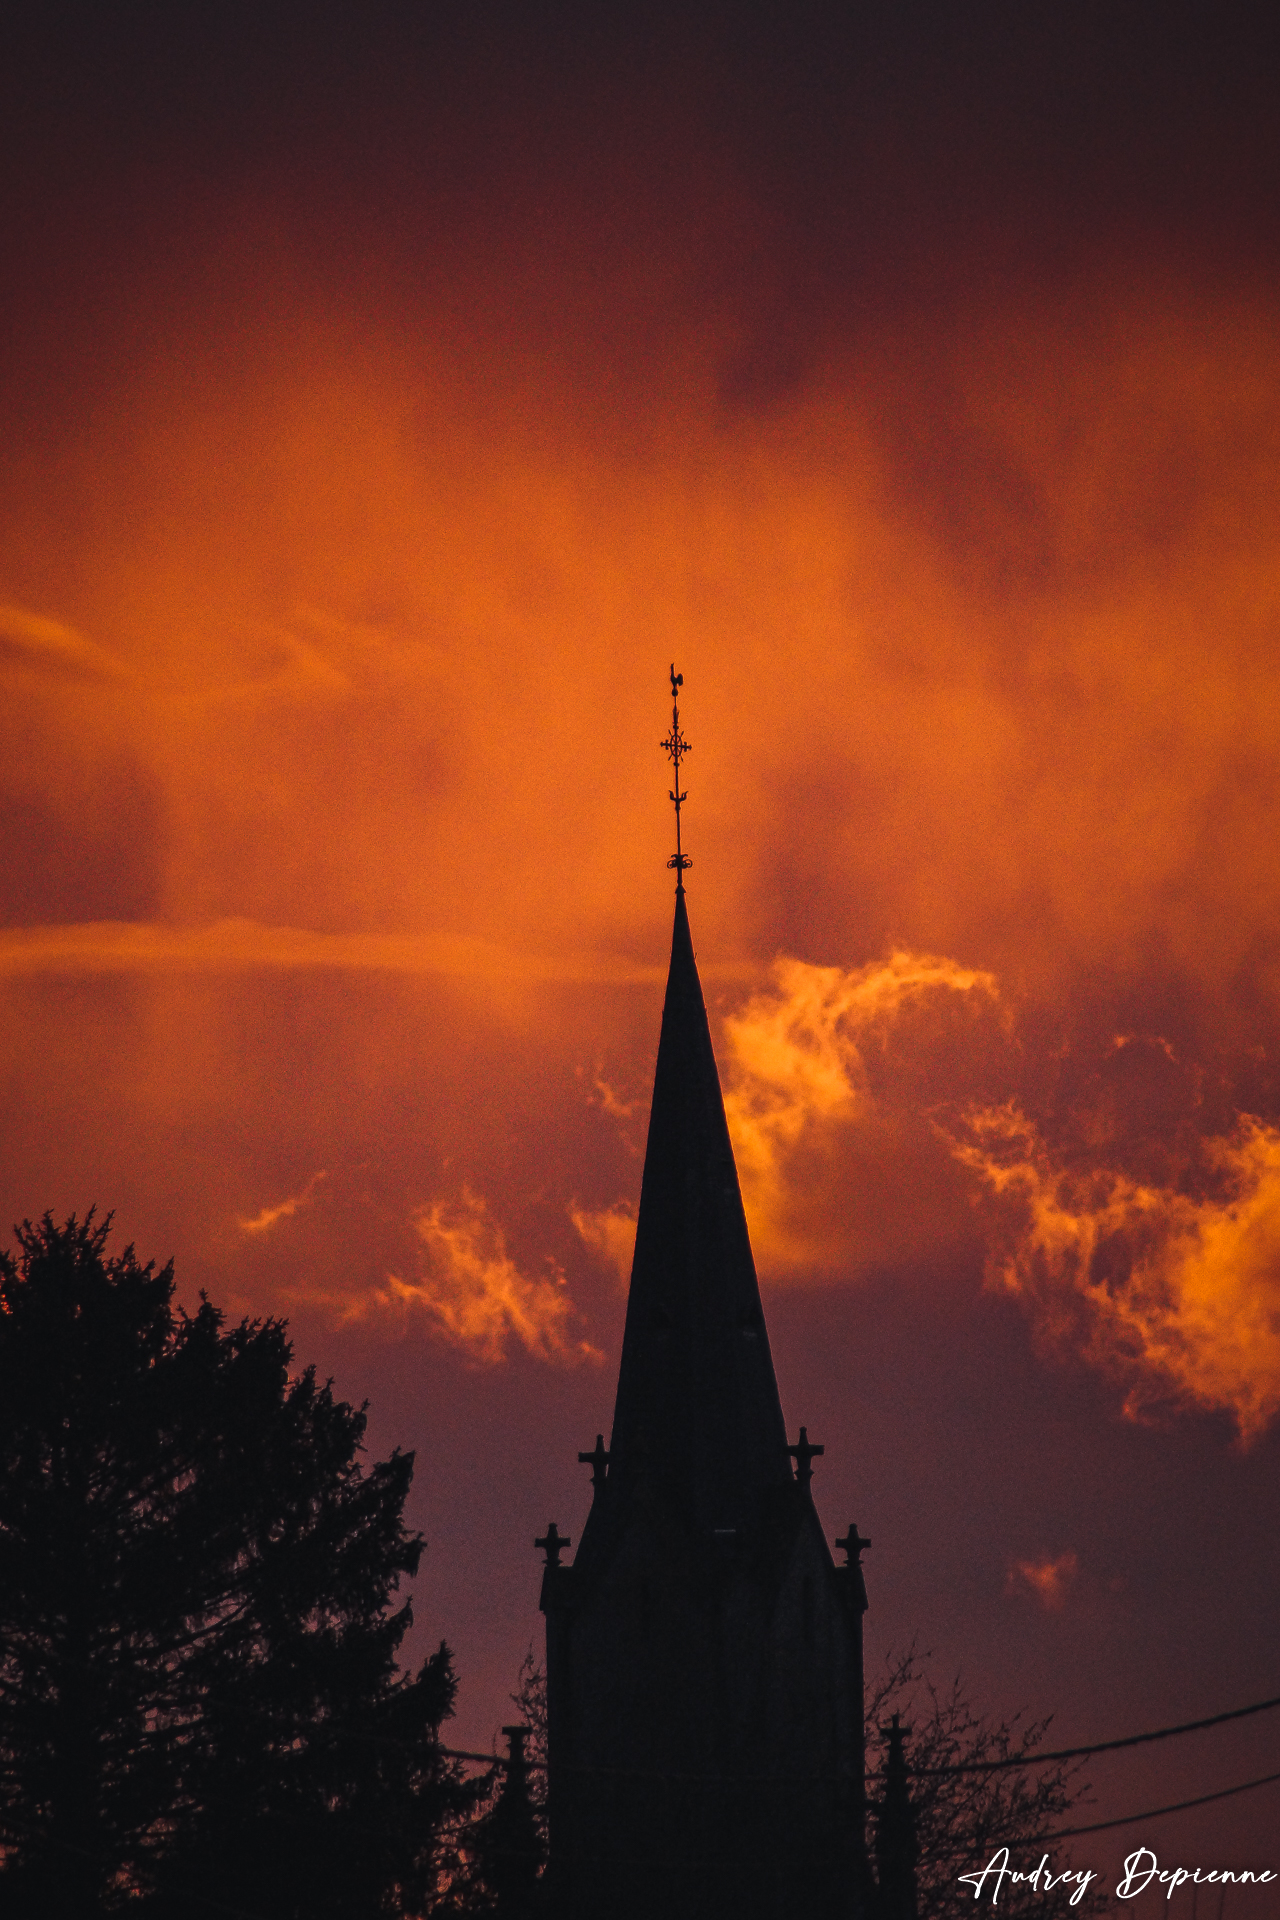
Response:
[3,2,1280,1887]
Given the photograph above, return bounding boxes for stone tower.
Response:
[537,877,875,1919]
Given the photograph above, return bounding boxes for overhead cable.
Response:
[913,1690,1280,1776]
[1030,1765,1280,1842]
[441,1686,1280,1778]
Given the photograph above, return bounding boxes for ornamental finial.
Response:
[788,1426,825,1487]
[662,664,692,890]
[535,1522,570,1568]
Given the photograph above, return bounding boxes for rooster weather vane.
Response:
[662,664,692,888]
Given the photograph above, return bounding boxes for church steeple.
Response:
[538,670,875,1920]
[583,666,790,1535]
[605,885,792,1533]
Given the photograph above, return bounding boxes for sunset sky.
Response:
[4,0,1280,1891]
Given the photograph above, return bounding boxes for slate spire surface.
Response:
[603,885,792,1534]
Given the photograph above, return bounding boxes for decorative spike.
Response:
[661,663,692,886]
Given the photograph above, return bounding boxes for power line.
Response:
[442,1745,515,1768]
[442,1686,1280,1781]
[914,1691,1280,1776]
[440,1745,860,1784]
[1030,1766,1280,1842]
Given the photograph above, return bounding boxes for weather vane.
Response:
[662,664,692,887]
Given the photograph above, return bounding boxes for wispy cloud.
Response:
[569,1201,637,1286]
[350,1190,602,1367]
[590,1074,640,1122]
[0,604,132,683]
[722,950,1000,1273]
[238,1170,328,1236]
[953,1106,1280,1443]
[1007,1550,1078,1611]
[0,919,669,984]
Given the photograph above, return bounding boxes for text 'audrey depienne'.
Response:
[958,1846,1277,1905]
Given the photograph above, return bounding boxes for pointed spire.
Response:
[606,887,792,1532]
[876,1715,919,1920]
[474,1725,545,1919]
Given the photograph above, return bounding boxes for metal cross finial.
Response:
[661,663,692,890]
[835,1523,872,1565]
[535,1522,570,1568]
[788,1426,825,1486]
[578,1434,610,1489]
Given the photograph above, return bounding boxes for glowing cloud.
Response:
[589,1076,640,1123]
[0,603,131,684]
[569,1201,637,1287]
[238,1170,328,1236]
[953,1107,1280,1443]
[722,951,999,1274]
[1007,1551,1078,1611]
[361,1191,602,1368]
[0,920,665,984]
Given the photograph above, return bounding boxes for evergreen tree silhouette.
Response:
[0,1212,476,1919]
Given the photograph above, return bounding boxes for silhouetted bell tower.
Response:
[534,672,881,1919]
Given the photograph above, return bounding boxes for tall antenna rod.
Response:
[662,663,692,891]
